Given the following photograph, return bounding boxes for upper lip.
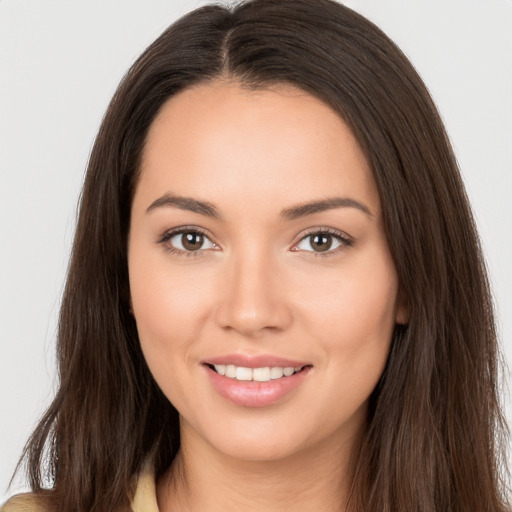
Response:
[202,354,310,368]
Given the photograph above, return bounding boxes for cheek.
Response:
[303,254,397,336]
[128,245,214,377]
[301,257,397,424]
[299,247,398,378]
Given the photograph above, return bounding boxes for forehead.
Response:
[136,81,379,217]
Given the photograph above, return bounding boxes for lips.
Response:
[202,354,312,407]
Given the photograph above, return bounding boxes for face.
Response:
[128,81,406,462]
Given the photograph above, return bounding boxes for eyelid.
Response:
[156,225,220,256]
[291,227,354,256]
[156,225,353,257]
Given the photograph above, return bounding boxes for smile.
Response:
[203,358,312,408]
[211,364,305,382]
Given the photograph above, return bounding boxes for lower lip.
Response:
[204,365,311,408]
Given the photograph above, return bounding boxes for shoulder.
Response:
[1,467,156,512]
[1,493,50,512]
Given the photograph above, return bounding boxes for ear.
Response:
[395,289,409,325]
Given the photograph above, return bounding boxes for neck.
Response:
[157,421,361,512]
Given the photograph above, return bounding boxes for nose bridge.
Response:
[215,241,292,336]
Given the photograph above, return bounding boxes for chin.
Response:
[181,410,311,462]
[210,431,307,462]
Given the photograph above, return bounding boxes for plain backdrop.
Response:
[1,0,511,502]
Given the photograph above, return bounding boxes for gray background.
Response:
[1,0,511,501]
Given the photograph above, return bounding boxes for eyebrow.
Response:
[146,193,221,219]
[280,197,374,220]
[146,193,373,220]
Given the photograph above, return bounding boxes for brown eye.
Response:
[294,230,348,254]
[310,234,332,252]
[182,232,204,251]
[168,230,217,253]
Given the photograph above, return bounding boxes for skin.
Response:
[128,80,407,512]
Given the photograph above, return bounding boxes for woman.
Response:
[2,0,510,510]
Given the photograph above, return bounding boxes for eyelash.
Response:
[294,227,354,257]
[156,226,353,258]
[157,226,215,258]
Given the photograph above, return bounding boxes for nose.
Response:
[214,249,293,337]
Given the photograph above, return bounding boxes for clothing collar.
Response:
[131,468,159,512]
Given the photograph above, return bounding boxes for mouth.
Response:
[202,358,313,408]
[206,363,310,382]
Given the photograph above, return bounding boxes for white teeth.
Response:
[253,367,271,381]
[270,367,283,379]
[211,364,305,381]
[235,367,253,381]
[215,364,226,376]
[270,367,284,379]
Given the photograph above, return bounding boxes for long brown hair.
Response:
[17,0,510,510]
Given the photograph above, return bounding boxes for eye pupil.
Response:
[311,234,332,252]
[182,232,203,251]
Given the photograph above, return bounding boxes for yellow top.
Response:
[0,469,159,512]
